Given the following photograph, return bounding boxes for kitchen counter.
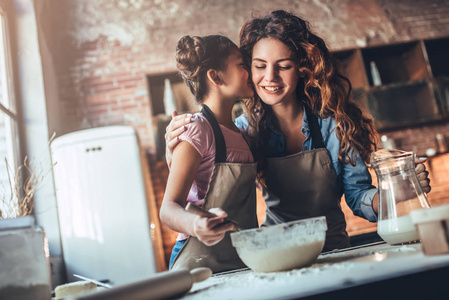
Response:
[180,242,449,299]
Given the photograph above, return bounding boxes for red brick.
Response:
[106,89,136,99]
[91,85,121,93]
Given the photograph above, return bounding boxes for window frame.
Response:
[0,4,20,163]
[0,4,22,218]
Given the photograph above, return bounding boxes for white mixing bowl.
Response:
[230,216,327,273]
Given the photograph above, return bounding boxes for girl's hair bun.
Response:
[176,35,205,81]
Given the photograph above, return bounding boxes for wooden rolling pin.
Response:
[75,268,212,300]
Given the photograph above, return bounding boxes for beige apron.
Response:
[172,105,258,273]
[262,106,350,252]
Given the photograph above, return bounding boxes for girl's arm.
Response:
[160,141,234,246]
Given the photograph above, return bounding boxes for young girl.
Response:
[159,35,258,273]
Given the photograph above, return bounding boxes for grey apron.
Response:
[172,105,258,273]
[262,106,350,251]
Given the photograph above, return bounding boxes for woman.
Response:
[165,10,431,251]
[159,35,258,272]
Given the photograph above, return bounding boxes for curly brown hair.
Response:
[240,10,378,171]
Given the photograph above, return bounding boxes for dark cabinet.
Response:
[334,37,449,131]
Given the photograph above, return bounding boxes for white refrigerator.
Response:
[51,126,165,285]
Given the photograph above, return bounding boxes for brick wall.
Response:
[42,0,449,148]
[380,123,449,157]
[38,0,449,268]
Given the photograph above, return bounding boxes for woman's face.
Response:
[251,38,300,107]
[219,48,254,100]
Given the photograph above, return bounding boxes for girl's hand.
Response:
[192,208,236,246]
[415,157,431,194]
[165,111,193,168]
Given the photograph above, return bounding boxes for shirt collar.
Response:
[265,104,311,137]
[301,105,310,137]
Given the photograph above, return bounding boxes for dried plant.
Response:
[0,134,56,219]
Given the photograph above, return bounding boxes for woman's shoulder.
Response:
[317,115,338,139]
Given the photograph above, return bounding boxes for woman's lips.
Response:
[261,86,283,93]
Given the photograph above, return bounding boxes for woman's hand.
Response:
[165,111,193,168]
[415,157,431,193]
[192,208,236,246]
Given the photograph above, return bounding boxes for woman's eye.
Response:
[253,65,265,69]
[278,65,293,70]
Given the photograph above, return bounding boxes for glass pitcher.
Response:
[371,149,430,245]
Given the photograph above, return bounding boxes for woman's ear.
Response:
[206,69,223,86]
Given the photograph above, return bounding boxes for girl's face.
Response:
[219,48,254,100]
[251,38,300,107]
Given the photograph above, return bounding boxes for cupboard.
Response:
[334,37,449,131]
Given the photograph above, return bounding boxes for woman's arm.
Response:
[342,153,379,221]
[165,111,193,168]
[159,141,234,246]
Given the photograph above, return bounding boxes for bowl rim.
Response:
[230,216,327,244]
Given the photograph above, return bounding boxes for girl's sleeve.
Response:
[178,116,214,158]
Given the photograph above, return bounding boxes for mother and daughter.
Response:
[159,10,431,273]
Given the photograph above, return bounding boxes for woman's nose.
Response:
[264,65,278,82]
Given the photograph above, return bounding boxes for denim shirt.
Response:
[235,111,378,222]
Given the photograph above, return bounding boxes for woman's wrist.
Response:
[372,192,379,214]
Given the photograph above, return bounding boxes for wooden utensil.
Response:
[185,202,242,229]
[76,268,212,300]
[73,274,112,289]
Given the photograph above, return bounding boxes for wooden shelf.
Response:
[368,80,440,130]
[362,41,430,87]
[334,49,368,89]
[332,37,449,131]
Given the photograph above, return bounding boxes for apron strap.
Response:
[201,104,227,163]
[304,105,325,149]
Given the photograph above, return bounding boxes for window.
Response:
[0,6,20,218]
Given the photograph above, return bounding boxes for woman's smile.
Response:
[261,86,283,92]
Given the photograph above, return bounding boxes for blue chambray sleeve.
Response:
[234,114,249,131]
[342,151,378,222]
